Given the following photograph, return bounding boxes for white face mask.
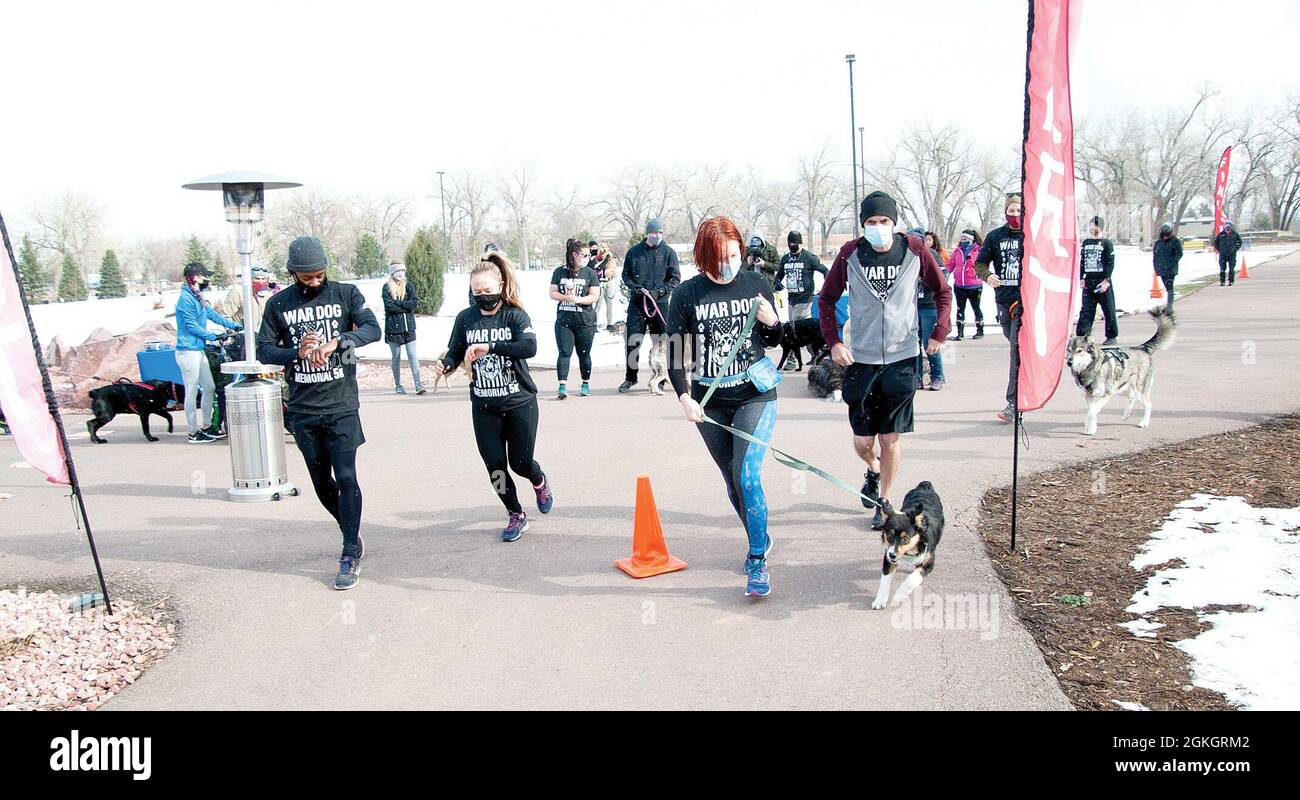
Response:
[863,224,894,248]
[391,270,406,281]
[718,258,741,282]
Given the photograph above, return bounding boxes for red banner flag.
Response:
[0,219,70,484]
[1018,0,1079,413]
[1213,146,1232,239]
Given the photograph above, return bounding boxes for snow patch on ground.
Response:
[1123,493,1300,710]
[1113,700,1150,711]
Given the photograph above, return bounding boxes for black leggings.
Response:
[954,286,984,327]
[695,400,776,555]
[555,313,596,381]
[472,398,545,513]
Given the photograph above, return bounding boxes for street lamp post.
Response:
[436,170,448,240]
[183,170,301,502]
[859,126,866,189]
[846,54,859,228]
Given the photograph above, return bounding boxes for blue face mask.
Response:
[863,224,894,248]
[646,234,663,247]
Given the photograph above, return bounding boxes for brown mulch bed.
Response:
[977,415,1300,710]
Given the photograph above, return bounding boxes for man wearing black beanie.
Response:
[775,230,827,322]
[1075,215,1118,344]
[975,193,1025,423]
[817,190,952,530]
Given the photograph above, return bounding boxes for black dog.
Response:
[806,356,844,402]
[778,318,827,372]
[86,379,181,443]
[871,480,945,609]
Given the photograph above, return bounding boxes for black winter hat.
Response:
[788,230,803,245]
[183,261,211,279]
[286,236,328,272]
[859,191,898,225]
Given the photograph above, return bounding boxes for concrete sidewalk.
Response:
[2,253,1296,709]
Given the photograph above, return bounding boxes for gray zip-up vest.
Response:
[845,243,920,366]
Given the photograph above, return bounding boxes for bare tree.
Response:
[599,164,671,244]
[497,162,539,269]
[1131,86,1232,239]
[445,169,498,268]
[351,193,414,253]
[1259,91,1300,231]
[796,143,845,251]
[26,191,105,277]
[667,162,735,238]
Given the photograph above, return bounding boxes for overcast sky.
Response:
[2,0,1295,243]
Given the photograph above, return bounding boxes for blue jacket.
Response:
[175,286,239,351]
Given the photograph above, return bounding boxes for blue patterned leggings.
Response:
[697,400,777,555]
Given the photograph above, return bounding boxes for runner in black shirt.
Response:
[975,194,1025,423]
[257,236,381,591]
[436,252,553,543]
[667,217,782,598]
[550,239,601,399]
[1075,215,1118,343]
[775,230,827,321]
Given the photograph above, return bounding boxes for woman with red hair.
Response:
[666,216,783,598]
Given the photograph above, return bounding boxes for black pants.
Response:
[555,313,596,382]
[997,303,1021,407]
[624,307,665,382]
[472,398,545,514]
[1219,252,1237,284]
[1076,283,1118,339]
[1160,273,1176,309]
[290,410,365,558]
[954,286,984,330]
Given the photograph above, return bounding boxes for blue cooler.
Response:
[137,342,184,384]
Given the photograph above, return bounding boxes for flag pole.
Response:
[1011,0,1036,554]
[0,213,113,614]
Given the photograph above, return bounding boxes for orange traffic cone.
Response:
[1238,257,1250,280]
[615,475,688,578]
[1149,272,1165,299]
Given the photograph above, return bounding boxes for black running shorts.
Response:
[842,359,916,436]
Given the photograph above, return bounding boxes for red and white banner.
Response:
[1213,146,1232,239]
[1018,0,1080,413]
[0,223,70,484]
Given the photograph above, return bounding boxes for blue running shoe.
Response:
[744,557,771,598]
[334,555,360,590]
[580,382,590,397]
[501,511,529,542]
[557,384,568,400]
[533,476,554,514]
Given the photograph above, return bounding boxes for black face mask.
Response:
[788,244,800,254]
[197,279,210,291]
[298,277,328,298]
[475,293,502,312]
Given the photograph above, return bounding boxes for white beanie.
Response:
[388,263,405,277]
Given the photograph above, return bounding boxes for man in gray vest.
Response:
[817,191,952,528]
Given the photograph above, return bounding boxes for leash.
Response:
[695,301,886,509]
[640,287,668,326]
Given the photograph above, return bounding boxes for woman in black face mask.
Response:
[436,252,553,542]
[550,238,601,399]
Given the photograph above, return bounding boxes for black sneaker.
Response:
[1102,337,1118,346]
[203,427,227,440]
[861,470,881,510]
[188,430,216,444]
[618,380,636,393]
[334,555,360,590]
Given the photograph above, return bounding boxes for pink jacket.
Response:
[947,245,981,288]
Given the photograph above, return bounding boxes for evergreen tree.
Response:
[350,233,388,279]
[210,253,232,287]
[97,249,127,298]
[57,253,88,302]
[404,227,445,316]
[17,236,50,303]
[184,235,210,269]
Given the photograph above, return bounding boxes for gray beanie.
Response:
[286,236,328,272]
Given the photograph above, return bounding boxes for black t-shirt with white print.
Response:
[443,305,539,411]
[666,270,782,411]
[977,224,1024,306]
[776,250,826,305]
[1079,238,1115,285]
[550,265,600,325]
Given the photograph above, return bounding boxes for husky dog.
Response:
[1066,308,1175,435]
[647,337,670,395]
[871,481,945,609]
